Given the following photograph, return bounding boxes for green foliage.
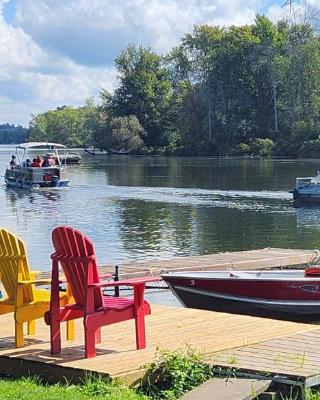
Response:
[164,132,182,155]
[279,386,320,400]
[0,376,148,400]
[233,142,252,156]
[0,124,28,144]
[112,44,174,148]
[250,138,274,156]
[305,389,320,400]
[26,16,320,158]
[139,347,214,399]
[80,375,149,400]
[233,138,274,157]
[108,115,145,154]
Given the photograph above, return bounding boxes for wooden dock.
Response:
[36,248,320,280]
[209,328,320,390]
[1,247,320,395]
[102,248,319,279]
[0,304,320,389]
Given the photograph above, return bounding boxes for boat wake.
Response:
[84,185,293,212]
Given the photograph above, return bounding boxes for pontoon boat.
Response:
[4,142,69,189]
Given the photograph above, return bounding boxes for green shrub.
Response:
[232,142,251,156]
[233,138,274,157]
[139,347,214,399]
[250,138,274,157]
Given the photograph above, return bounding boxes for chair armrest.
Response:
[18,279,52,285]
[90,276,161,288]
[30,270,42,275]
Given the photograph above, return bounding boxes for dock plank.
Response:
[180,378,271,400]
[209,328,320,380]
[0,305,318,383]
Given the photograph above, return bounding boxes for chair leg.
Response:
[50,317,61,354]
[66,320,74,341]
[95,327,101,344]
[15,322,24,348]
[85,329,96,358]
[27,320,35,335]
[135,312,146,350]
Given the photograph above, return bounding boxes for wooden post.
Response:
[114,265,120,297]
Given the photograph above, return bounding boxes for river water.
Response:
[1,145,320,272]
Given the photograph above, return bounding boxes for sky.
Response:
[0,0,305,126]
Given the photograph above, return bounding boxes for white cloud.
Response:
[0,1,117,125]
[1,0,306,125]
[267,5,290,22]
[267,0,320,25]
[14,0,263,64]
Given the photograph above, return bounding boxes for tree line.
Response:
[25,15,320,157]
[0,124,28,144]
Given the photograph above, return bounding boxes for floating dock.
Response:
[0,304,319,391]
[101,247,319,278]
[37,247,320,280]
[1,247,320,394]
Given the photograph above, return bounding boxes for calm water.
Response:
[1,145,320,272]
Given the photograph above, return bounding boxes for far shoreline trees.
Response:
[0,124,28,144]
[25,15,320,158]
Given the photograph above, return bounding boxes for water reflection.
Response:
[5,187,62,204]
[1,145,320,270]
[294,202,320,230]
[115,196,302,260]
[117,199,197,259]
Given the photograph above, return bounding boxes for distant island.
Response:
[0,124,28,144]
[4,15,320,158]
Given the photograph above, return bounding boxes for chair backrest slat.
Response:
[0,228,34,303]
[52,227,103,309]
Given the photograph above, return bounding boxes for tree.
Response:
[28,104,103,147]
[108,115,145,154]
[26,14,320,158]
[111,44,174,147]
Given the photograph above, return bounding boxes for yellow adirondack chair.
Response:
[0,228,74,347]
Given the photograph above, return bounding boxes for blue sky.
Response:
[0,0,301,125]
[260,0,286,12]
[3,0,16,22]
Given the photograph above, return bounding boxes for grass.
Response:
[306,391,320,400]
[0,347,214,400]
[282,390,320,400]
[138,346,214,399]
[0,376,149,400]
[2,348,320,400]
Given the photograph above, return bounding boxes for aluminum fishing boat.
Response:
[4,142,69,189]
[161,268,320,319]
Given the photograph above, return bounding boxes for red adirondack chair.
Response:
[45,226,160,358]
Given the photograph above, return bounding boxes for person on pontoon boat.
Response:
[9,155,16,169]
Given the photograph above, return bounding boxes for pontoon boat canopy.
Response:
[16,142,67,150]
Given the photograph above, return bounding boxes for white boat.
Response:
[291,172,320,202]
[4,142,69,189]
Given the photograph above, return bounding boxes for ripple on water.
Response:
[0,149,316,270]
